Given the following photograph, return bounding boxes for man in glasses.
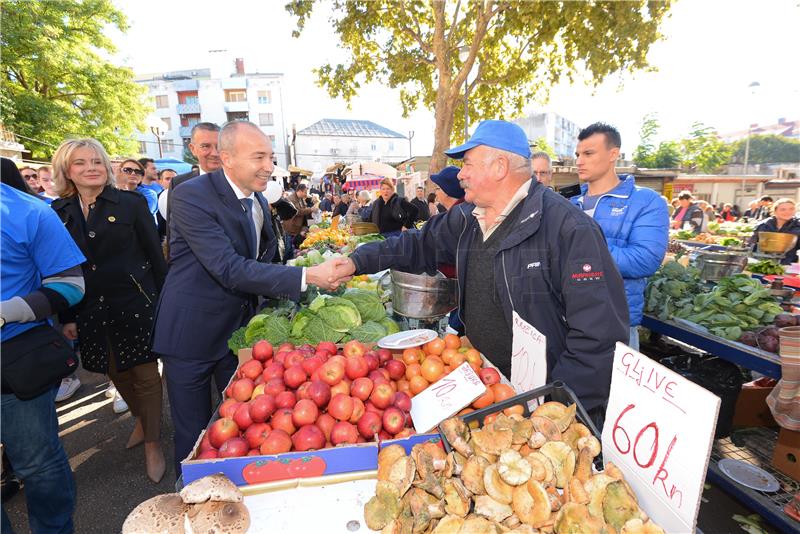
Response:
[532,152,553,188]
[19,167,41,193]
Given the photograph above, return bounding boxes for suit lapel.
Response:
[210,170,256,259]
[255,191,276,261]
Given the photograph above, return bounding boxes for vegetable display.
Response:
[748,259,785,275]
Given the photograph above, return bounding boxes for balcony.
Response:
[224,101,248,113]
[179,126,193,138]
[176,102,201,114]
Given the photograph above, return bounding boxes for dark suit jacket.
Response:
[164,171,195,261]
[152,170,303,360]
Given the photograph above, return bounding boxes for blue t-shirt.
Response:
[1,184,86,341]
[138,182,164,196]
[136,186,159,221]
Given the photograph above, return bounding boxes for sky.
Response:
[110,0,800,159]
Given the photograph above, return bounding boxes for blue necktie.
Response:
[240,198,257,258]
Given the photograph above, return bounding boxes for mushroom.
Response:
[531,402,576,432]
[474,495,513,523]
[122,494,189,534]
[430,514,465,534]
[539,441,576,489]
[180,473,243,504]
[573,446,594,484]
[511,479,551,526]
[364,481,402,531]
[185,500,250,534]
[461,455,489,495]
[472,427,513,456]
[497,449,532,486]
[387,455,416,496]
[554,502,604,533]
[530,416,562,443]
[483,463,514,504]
[440,417,473,457]
[620,518,667,534]
[377,445,408,482]
[443,478,472,517]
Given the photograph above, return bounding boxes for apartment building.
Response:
[513,111,581,159]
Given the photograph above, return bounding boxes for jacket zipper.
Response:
[455,207,469,326]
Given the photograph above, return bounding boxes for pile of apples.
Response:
[198,335,509,459]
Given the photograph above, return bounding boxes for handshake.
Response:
[305,257,358,291]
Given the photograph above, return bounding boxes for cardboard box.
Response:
[772,428,800,481]
[732,380,778,428]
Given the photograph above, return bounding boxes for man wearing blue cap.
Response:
[334,120,629,420]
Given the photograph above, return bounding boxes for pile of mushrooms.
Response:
[123,474,250,534]
[364,401,664,533]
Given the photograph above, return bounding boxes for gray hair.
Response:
[218,120,264,153]
[485,147,531,177]
[190,122,220,141]
[531,151,552,166]
[357,190,371,203]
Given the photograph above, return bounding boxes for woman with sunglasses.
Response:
[50,140,168,483]
[116,159,158,223]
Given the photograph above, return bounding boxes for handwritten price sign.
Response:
[602,343,720,533]
[510,311,547,395]
[410,362,486,433]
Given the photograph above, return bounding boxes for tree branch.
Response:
[446,0,462,45]
[397,0,433,55]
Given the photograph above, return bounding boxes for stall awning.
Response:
[342,178,386,191]
[288,165,313,177]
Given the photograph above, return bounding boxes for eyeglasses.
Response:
[533,171,551,177]
[121,167,144,176]
[22,173,37,179]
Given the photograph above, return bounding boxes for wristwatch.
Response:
[0,316,5,328]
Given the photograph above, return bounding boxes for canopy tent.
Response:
[154,158,193,175]
[288,165,314,177]
[342,177,388,192]
[343,161,398,180]
[271,166,290,178]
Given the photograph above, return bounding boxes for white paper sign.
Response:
[602,343,720,533]
[510,311,547,394]
[410,362,486,433]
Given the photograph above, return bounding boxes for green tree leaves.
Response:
[1,0,149,158]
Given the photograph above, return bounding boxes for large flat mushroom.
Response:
[122,493,189,534]
[185,500,250,534]
[180,473,243,504]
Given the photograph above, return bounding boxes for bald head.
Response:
[218,120,274,196]
[219,121,268,154]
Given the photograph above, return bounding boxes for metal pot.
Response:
[695,252,748,281]
[757,231,798,254]
[383,270,457,320]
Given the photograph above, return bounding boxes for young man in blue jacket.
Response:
[571,123,669,349]
[333,120,629,421]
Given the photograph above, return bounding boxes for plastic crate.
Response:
[438,380,600,454]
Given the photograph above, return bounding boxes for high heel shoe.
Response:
[126,419,144,449]
[144,442,166,483]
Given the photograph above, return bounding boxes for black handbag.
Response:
[1,324,79,400]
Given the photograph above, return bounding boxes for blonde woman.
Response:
[371,178,418,236]
[751,198,800,265]
[50,139,168,482]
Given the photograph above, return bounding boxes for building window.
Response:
[185,95,199,105]
[161,139,175,152]
[161,117,172,130]
[370,143,377,151]
[389,141,394,151]
[330,148,339,155]
[349,145,358,155]
[155,95,169,108]
[138,141,147,154]
[226,111,248,122]
[259,113,274,126]
[225,89,247,102]
[258,90,271,104]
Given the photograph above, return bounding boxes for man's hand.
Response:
[63,323,78,340]
[306,257,356,290]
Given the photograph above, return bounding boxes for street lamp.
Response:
[741,81,760,207]
[458,46,470,143]
[146,115,169,158]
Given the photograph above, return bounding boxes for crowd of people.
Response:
[2,114,795,533]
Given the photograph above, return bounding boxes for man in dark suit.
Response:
[165,122,222,260]
[153,121,348,475]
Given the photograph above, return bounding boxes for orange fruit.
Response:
[444,334,461,350]
[457,407,474,416]
[503,405,524,416]
[402,348,421,365]
[421,357,445,383]
[409,375,430,395]
[483,413,499,426]
[519,444,533,456]
[449,352,466,367]
[470,361,482,374]
[396,379,410,393]
[441,348,458,365]
[405,363,422,380]
[471,387,495,409]
[424,338,445,356]
[491,383,516,403]
[464,348,482,367]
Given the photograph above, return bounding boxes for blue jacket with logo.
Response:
[570,175,669,326]
[350,181,629,412]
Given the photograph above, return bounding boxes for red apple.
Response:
[343,340,366,359]
[254,375,264,386]
[316,341,337,356]
[328,393,354,421]
[378,430,392,441]
[233,402,254,431]
[219,399,241,419]
[370,383,394,409]
[328,355,347,369]
[275,390,297,410]
[302,355,324,376]
[357,411,382,439]
[345,356,369,380]
[349,397,365,424]
[252,340,274,362]
[239,359,264,381]
[219,436,249,458]
[244,422,272,449]
[247,449,260,456]
[479,367,501,386]
[330,380,350,397]
[392,391,412,412]
[365,401,384,417]
[208,417,239,448]
[364,353,379,372]
[285,350,305,368]
[199,433,214,453]
[307,380,331,409]
[320,361,345,386]
[197,449,218,459]
[330,421,359,445]
[316,413,336,441]
[292,424,326,452]
[262,361,285,382]
[350,377,374,402]
[260,429,292,454]
[292,399,319,427]
[283,364,307,389]
[250,383,266,400]
[277,342,295,353]
[394,428,415,439]
[377,348,393,364]
[384,359,406,381]
[368,370,390,385]
[230,378,255,402]
[264,377,286,396]
[270,408,296,436]
[296,381,312,401]
[382,407,405,435]
[249,394,276,423]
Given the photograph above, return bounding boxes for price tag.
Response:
[602,343,720,533]
[510,311,547,394]
[409,362,485,433]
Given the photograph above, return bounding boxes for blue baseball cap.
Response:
[444,120,532,160]
[430,166,465,199]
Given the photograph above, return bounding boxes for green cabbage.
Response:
[379,317,401,335]
[244,315,291,345]
[317,302,362,332]
[349,321,388,343]
[342,288,386,322]
[301,315,345,345]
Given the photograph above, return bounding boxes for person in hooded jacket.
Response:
[371,178,418,236]
[751,198,800,264]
